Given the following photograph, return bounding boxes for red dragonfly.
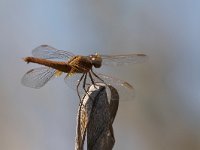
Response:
[21,45,147,100]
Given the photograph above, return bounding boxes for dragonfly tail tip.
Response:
[22,57,30,64]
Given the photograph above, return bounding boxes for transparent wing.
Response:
[97,73,133,89]
[21,67,56,88]
[101,54,148,66]
[64,71,135,101]
[32,45,75,60]
[64,73,93,96]
[94,72,135,101]
[64,73,83,90]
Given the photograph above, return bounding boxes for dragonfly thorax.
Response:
[89,53,102,68]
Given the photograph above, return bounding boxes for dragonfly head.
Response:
[89,53,102,68]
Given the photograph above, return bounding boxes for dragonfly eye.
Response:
[92,57,102,68]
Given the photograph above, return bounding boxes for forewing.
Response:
[21,67,56,88]
[101,54,148,66]
[32,45,75,60]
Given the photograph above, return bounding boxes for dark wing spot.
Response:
[26,69,34,74]
[137,54,146,56]
[41,45,49,47]
[123,82,133,89]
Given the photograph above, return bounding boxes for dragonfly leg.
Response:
[79,73,90,107]
[77,73,85,103]
[78,73,95,107]
[82,73,89,95]
[91,69,108,87]
[88,71,98,89]
[82,73,95,101]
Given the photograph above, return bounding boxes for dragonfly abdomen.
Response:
[23,57,72,73]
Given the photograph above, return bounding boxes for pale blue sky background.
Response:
[0,0,200,150]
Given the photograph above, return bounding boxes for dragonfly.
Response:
[21,45,147,101]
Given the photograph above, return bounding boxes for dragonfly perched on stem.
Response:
[21,45,147,101]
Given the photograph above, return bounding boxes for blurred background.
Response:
[0,0,200,150]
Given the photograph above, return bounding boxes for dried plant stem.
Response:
[75,84,119,150]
